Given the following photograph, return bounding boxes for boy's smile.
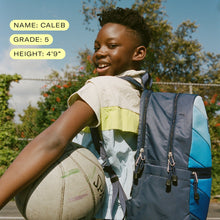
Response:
[92,23,141,76]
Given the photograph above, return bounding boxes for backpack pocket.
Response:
[126,164,193,220]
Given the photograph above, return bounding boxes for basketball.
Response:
[15,142,105,220]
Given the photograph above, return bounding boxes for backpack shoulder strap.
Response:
[120,76,144,91]
[120,72,152,91]
[90,127,127,217]
[120,73,153,180]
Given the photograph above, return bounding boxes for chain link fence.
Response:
[10,78,220,146]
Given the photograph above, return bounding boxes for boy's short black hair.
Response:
[98,7,151,48]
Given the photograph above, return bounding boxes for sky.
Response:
[0,0,220,122]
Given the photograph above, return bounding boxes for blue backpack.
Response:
[91,74,212,220]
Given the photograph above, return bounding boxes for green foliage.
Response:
[82,0,219,84]
[0,74,21,175]
[82,0,119,30]
[204,94,220,196]
[211,141,220,197]
[0,147,19,176]
[28,51,96,135]
[15,105,39,150]
[17,105,39,138]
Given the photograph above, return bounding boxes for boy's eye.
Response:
[94,46,100,52]
[108,44,118,49]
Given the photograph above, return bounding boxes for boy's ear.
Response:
[132,46,146,62]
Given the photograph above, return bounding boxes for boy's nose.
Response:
[95,46,107,58]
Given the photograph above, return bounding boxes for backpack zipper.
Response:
[166,93,180,192]
[192,171,200,201]
[190,168,212,201]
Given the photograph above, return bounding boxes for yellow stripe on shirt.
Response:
[100,106,139,133]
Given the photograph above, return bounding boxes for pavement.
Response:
[0,201,219,220]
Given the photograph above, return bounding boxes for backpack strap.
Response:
[121,76,144,91]
[90,127,128,217]
[120,73,153,180]
[120,71,152,91]
[141,71,153,89]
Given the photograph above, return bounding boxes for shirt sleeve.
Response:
[67,81,101,126]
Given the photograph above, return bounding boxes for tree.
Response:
[204,94,220,196]
[32,51,96,134]
[82,0,219,84]
[16,104,39,150]
[0,74,21,175]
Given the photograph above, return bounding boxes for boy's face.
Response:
[92,23,141,76]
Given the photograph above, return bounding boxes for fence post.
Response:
[189,83,193,94]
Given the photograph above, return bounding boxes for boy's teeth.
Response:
[98,64,108,68]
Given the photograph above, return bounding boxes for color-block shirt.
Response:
[67,70,145,219]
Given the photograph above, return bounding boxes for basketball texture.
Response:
[15,142,105,220]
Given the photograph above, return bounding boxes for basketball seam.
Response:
[77,149,104,174]
[69,153,97,217]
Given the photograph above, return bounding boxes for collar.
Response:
[117,69,146,78]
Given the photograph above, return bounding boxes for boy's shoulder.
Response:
[87,75,129,88]
[89,75,122,82]
[88,70,145,84]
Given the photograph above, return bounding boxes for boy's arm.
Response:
[0,99,95,209]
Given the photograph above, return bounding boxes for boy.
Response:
[0,7,151,219]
